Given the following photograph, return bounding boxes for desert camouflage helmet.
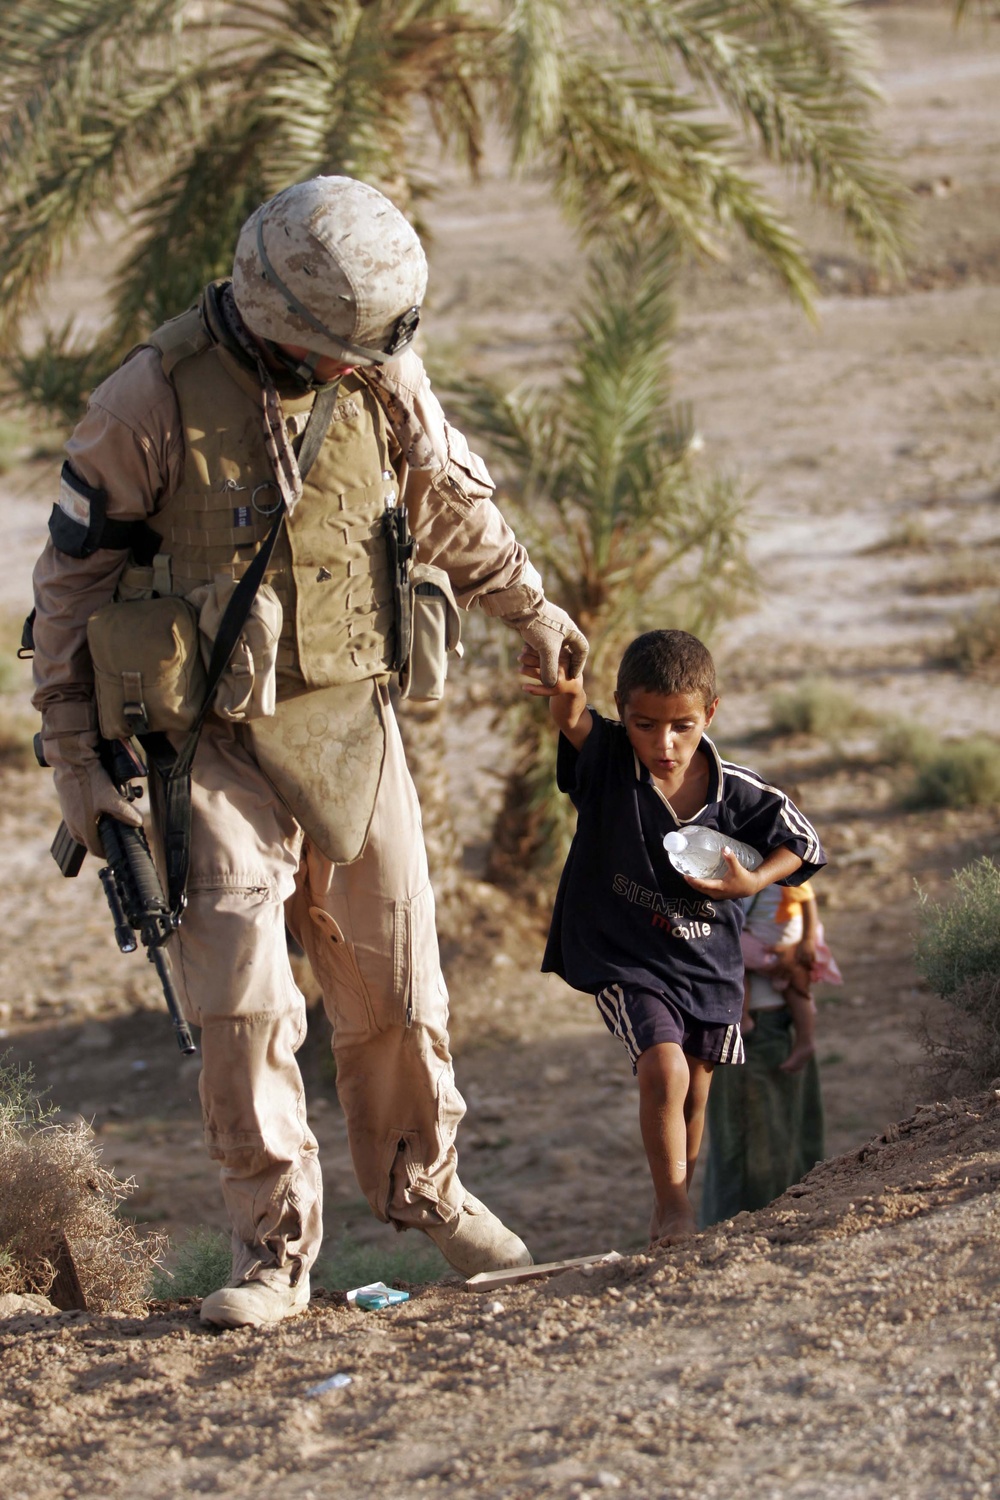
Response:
[232,176,427,367]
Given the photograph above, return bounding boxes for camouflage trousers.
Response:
[160,698,466,1281]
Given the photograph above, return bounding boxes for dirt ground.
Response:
[1,3,999,1495]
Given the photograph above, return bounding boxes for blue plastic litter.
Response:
[346,1280,410,1311]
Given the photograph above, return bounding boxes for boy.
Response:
[522,629,825,1244]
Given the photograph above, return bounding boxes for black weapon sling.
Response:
[146,381,341,918]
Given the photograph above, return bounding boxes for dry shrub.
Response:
[0,1056,165,1312]
[919,973,1000,1095]
[951,600,1000,674]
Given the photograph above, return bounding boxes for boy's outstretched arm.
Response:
[519,647,593,750]
[683,844,804,902]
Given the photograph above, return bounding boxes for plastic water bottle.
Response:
[663,827,763,880]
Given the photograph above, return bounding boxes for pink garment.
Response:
[740,922,842,986]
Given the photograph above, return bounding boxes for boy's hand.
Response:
[681,848,763,901]
[519,646,581,698]
[687,843,805,903]
[519,647,592,749]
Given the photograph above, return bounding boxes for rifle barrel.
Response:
[150,946,197,1056]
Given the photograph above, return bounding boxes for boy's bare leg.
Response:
[779,985,817,1073]
[637,1044,714,1244]
[683,1056,715,1188]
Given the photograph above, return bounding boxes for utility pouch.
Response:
[186,578,283,722]
[398,563,463,702]
[87,595,206,739]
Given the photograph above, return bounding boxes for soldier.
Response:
[31,176,587,1328]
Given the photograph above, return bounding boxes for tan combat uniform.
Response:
[32,287,531,1278]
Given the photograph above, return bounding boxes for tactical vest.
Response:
[143,301,396,697]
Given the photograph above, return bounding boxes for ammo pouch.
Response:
[88,577,283,736]
[186,578,282,722]
[398,563,463,703]
[87,595,206,739]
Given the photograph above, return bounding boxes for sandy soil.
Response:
[1,4,999,1495]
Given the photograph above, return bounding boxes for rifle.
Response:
[384,498,414,674]
[36,734,197,1056]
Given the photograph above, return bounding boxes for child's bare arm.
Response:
[519,647,593,750]
[797,891,819,967]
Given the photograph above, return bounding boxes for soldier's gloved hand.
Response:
[479,579,588,687]
[43,731,143,857]
[510,601,588,686]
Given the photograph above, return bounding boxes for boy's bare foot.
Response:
[779,1036,816,1073]
[649,1201,698,1245]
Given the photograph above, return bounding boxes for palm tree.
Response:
[457,228,755,883]
[0,0,907,412]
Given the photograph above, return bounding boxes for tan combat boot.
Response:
[199,1265,311,1329]
[423,1195,533,1277]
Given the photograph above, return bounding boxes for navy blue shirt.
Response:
[542,713,827,1024]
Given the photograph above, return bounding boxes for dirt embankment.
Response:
[3,1090,1000,1500]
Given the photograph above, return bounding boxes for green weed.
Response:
[914,858,1000,1000]
[905,736,1000,810]
[768,677,870,739]
[878,718,937,769]
[915,859,1000,1092]
[148,1228,231,1300]
[314,1234,445,1292]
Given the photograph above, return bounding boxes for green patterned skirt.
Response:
[699,1008,825,1229]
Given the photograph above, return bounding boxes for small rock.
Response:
[0,1292,59,1317]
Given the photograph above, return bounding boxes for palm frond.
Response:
[550,62,818,308]
[0,0,909,360]
[459,230,745,649]
[499,0,568,164]
[612,0,909,271]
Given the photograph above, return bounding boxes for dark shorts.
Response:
[595,983,745,1074]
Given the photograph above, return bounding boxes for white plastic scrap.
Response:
[305,1373,352,1397]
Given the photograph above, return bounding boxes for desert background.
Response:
[1,2,999,1496]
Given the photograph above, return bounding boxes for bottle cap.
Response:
[663,831,685,852]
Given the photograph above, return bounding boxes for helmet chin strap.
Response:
[263,341,336,393]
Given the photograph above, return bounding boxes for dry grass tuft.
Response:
[951,600,1000,675]
[0,1055,166,1312]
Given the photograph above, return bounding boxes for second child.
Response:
[523,629,826,1243]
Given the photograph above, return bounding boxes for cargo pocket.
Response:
[308,906,378,1040]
